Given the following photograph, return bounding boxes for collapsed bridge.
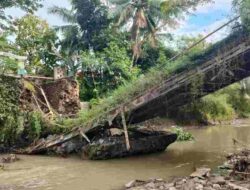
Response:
[24,26,250,155]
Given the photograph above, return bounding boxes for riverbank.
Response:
[123,149,250,190]
[143,117,250,130]
[0,124,249,190]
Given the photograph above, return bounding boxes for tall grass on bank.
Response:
[174,83,250,125]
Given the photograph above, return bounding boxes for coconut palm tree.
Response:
[108,0,211,61]
[48,6,82,52]
[48,5,83,75]
[48,0,110,75]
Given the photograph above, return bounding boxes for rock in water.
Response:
[81,130,177,160]
[190,168,211,179]
[1,154,20,163]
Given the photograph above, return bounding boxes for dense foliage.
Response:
[171,127,194,141]
[57,28,247,130]
[0,76,57,146]
[15,14,58,75]
[47,0,213,97]
[80,41,139,100]
[0,0,250,146]
[0,0,43,29]
[0,34,19,73]
[0,77,20,145]
[233,0,250,30]
[109,0,212,60]
[72,0,110,50]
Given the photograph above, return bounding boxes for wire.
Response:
[168,16,241,62]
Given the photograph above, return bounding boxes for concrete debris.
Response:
[124,149,250,190]
[0,154,20,163]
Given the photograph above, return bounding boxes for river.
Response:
[0,124,250,190]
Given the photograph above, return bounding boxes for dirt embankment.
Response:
[19,78,81,115]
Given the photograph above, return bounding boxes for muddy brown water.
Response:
[0,124,250,190]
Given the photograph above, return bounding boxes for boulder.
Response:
[82,130,177,160]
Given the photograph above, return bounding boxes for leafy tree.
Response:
[15,14,58,74]
[136,43,175,71]
[72,0,110,50]
[0,0,43,29]
[90,28,131,52]
[48,0,112,76]
[48,5,81,51]
[109,0,211,60]
[49,0,110,50]
[0,33,19,73]
[0,0,42,10]
[49,0,109,76]
[177,35,210,54]
[233,0,250,30]
[48,5,83,76]
[79,40,139,100]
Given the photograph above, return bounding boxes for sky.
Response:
[5,0,234,43]
[176,0,234,42]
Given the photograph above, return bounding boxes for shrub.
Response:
[0,76,20,145]
[171,127,194,141]
[201,94,235,122]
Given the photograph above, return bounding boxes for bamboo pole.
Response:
[2,73,54,80]
[39,87,55,116]
[32,93,43,114]
[80,130,91,143]
[121,108,130,151]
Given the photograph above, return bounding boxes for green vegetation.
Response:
[15,14,58,75]
[0,34,20,73]
[110,0,211,60]
[58,28,248,130]
[174,82,250,125]
[171,127,194,141]
[0,77,20,145]
[79,40,139,100]
[0,76,57,146]
[0,0,42,29]
[233,0,250,30]
[0,0,250,146]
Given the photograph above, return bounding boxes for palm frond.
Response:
[148,0,164,9]
[48,6,76,23]
[109,1,133,24]
[146,14,157,30]
[135,8,148,28]
[116,3,135,26]
[108,0,130,5]
[53,24,78,32]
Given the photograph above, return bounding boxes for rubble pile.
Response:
[224,149,250,180]
[125,171,250,190]
[19,78,81,116]
[41,79,80,115]
[124,150,250,190]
